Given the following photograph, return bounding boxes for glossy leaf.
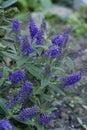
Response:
[0,98,9,116]
[2,0,17,8]
[25,64,43,79]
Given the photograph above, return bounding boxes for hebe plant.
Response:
[0,15,82,130]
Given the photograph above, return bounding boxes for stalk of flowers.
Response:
[0,119,12,130]
[38,104,63,126]
[8,69,25,84]
[51,26,72,47]
[17,106,40,120]
[20,35,33,56]
[36,19,46,45]
[45,45,62,59]
[28,15,38,40]
[0,73,2,78]
[17,81,33,104]
[59,72,81,87]
[6,81,33,111]
[12,19,20,34]
[38,113,55,126]
[6,93,17,110]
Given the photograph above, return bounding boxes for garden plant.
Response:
[0,15,83,130]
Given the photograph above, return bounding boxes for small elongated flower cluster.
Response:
[51,34,66,47]
[17,81,33,103]
[29,15,38,40]
[8,69,25,84]
[12,19,20,33]
[0,119,12,130]
[51,26,72,47]
[6,93,16,110]
[36,19,46,45]
[60,72,81,87]
[46,45,62,59]
[0,73,2,78]
[54,107,61,118]
[6,81,32,110]
[38,114,53,125]
[18,106,40,120]
[20,35,33,56]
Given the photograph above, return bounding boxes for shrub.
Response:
[0,15,82,130]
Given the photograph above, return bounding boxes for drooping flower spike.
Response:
[0,119,12,130]
[17,81,33,104]
[38,113,53,125]
[36,19,46,45]
[6,81,33,110]
[20,35,33,56]
[18,106,40,120]
[29,15,38,40]
[8,69,25,84]
[45,45,62,59]
[51,26,73,47]
[12,19,20,34]
[60,72,81,87]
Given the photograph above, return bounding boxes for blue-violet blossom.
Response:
[12,19,20,33]
[0,119,12,130]
[46,45,62,59]
[18,106,40,120]
[8,69,25,84]
[60,72,81,87]
[20,35,33,56]
[38,114,53,125]
[17,81,33,103]
[29,16,38,40]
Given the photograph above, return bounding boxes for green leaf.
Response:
[41,93,53,101]
[14,117,35,126]
[1,51,18,60]
[52,66,65,76]
[49,83,66,96]
[13,126,21,130]
[45,107,57,113]
[2,0,17,8]
[0,66,9,86]
[25,64,43,79]
[0,98,9,116]
[63,57,75,71]
[41,76,51,88]
[35,121,44,130]
[83,124,87,130]
[77,117,83,125]
[17,55,29,67]
[82,105,87,110]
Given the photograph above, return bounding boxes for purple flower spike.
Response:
[51,26,72,47]
[38,114,53,125]
[51,34,66,47]
[29,15,38,40]
[0,119,12,130]
[8,69,25,84]
[20,35,33,56]
[0,73,2,78]
[12,19,20,33]
[60,72,81,87]
[17,81,33,103]
[36,19,46,45]
[46,45,62,59]
[6,94,16,110]
[18,106,40,120]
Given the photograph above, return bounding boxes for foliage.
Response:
[0,16,83,130]
[68,12,87,38]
